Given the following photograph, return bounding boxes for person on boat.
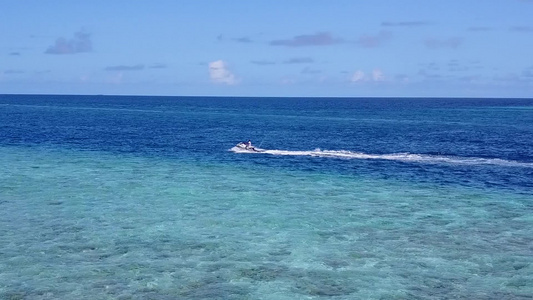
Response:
[246,140,252,149]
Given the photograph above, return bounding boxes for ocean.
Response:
[1,95,532,299]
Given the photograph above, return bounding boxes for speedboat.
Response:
[235,142,264,152]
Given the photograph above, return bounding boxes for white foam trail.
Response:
[230,147,533,168]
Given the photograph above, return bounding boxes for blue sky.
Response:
[1,0,533,97]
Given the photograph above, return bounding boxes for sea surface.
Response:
[1,95,532,299]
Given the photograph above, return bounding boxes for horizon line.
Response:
[1,93,532,100]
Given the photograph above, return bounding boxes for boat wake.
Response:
[230,147,533,168]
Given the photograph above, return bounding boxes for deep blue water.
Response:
[1,94,532,299]
[1,95,532,191]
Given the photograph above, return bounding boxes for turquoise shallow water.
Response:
[1,146,531,299]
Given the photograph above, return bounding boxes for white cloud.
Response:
[351,70,365,82]
[208,60,238,85]
[351,69,386,82]
[372,69,385,81]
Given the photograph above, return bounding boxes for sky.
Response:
[1,0,533,98]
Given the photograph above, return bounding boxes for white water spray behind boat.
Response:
[230,144,533,168]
